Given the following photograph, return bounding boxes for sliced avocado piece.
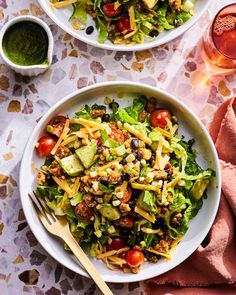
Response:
[75,142,97,168]
[190,179,210,201]
[143,0,158,9]
[59,154,84,176]
[97,204,121,220]
[136,190,157,213]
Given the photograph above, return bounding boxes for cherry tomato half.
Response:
[47,115,67,137]
[102,3,121,17]
[116,17,132,34]
[150,109,171,129]
[125,249,144,267]
[106,238,126,251]
[36,135,57,157]
[120,186,132,203]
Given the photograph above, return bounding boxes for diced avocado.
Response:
[190,179,210,201]
[75,142,97,168]
[143,0,158,9]
[97,204,121,220]
[110,144,126,156]
[136,190,157,213]
[59,154,84,176]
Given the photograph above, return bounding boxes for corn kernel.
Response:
[116,191,124,199]
[112,200,121,206]
[141,159,146,165]
[143,149,152,160]
[126,153,135,162]
[90,171,97,178]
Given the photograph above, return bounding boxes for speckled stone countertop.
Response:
[0,0,235,294]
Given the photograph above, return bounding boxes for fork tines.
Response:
[28,192,56,224]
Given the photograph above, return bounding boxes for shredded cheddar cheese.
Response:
[156,127,173,139]
[128,6,136,31]
[52,176,74,195]
[141,227,162,234]
[134,206,156,223]
[53,0,76,8]
[97,158,122,172]
[131,183,161,193]
[51,119,70,155]
[61,135,77,147]
[70,118,105,130]
[146,248,171,259]
[123,123,152,145]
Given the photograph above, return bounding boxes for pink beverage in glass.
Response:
[203,4,236,69]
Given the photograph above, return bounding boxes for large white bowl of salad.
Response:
[20,81,220,283]
[38,0,212,51]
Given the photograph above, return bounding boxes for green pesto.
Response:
[2,21,49,66]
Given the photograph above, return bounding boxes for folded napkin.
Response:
[145,98,236,294]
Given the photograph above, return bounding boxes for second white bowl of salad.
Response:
[20,81,220,283]
[38,0,212,51]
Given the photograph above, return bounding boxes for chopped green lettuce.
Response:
[75,105,92,119]
[71,0,87,22]
[70,192,83,206]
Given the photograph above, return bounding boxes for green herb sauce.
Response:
[2,21,49,66]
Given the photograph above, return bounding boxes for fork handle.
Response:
[63,234,113,295]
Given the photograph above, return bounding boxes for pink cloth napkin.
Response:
[144,98,236,294]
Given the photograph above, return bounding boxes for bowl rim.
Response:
[37,0,212,51]
[19,81,221,283]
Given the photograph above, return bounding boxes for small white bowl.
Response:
[0,15,53,76]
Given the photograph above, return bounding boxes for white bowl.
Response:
[38,0,211,51]
[0,15,53,76]
[19,81,221,283]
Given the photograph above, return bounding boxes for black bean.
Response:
[46,174,54,185]
[122,172,131,181]
[137,150,143,161]
[100,178,109,186]
[102,113,110,122]
[120,159,127,166]
[109,100,119,110]
[142,250,148,256]
[131,189,140,198]
[148,151,156,165]
[149,30,159,38]
[154,217,165,227]
[131,139,139,150]
[86,26,94,35]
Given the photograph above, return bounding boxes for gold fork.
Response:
[29,192,113,295]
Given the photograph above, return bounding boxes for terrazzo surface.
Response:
[0,0,235,294]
